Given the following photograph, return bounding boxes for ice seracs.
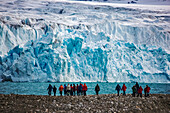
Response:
[0,0,169,82]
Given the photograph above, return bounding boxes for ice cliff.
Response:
[0,0,169,82]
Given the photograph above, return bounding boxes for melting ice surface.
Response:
[0,0,170,83]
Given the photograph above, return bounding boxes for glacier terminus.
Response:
[0,0,170,83]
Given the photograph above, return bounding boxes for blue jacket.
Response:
[78,85,82,91]
[47,85,53,92]
[115,84,121,91]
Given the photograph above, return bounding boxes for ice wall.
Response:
[0,18,169,82]
[0,0,170,82]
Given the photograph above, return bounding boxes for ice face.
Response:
[0,0,169,82]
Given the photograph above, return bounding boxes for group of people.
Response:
[115,84,127,96]
[47,82,151,97]
[132,82,151,97]
[115,82,151,97]
[47,83,88,96]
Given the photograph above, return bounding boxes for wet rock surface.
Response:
[0,94,170,113]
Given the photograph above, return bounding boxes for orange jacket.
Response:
[59,85,64,91]
[82,84,88,91]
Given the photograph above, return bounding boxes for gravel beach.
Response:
[0,94,170,113]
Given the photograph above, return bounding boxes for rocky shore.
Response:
[0,94,169,113]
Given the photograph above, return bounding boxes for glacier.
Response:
[0,0,170,82]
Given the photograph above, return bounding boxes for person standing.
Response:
[137,86,143,98]
[70,84,73,96]
[81,84,84,95]
[73,84,76,96]
[82,84,84,95]
[83,83,88,96]
[122,84,127,96]
[95,84,100,95]
[53,85,57,96]
[64,84,67,96]
[67,84,71,96]
[76,84,79,96]
[59,85,64,96]
[144,85,151,97]
[115,84,121,96]
[47,84,53,96]
[135,82,139,94]
[78,83,83,96]
[132,85,137,97]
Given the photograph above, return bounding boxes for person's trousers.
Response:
[123,91,126,95]
[96,91,99,95]
[60,91,62,96]
[84,91,86,96]
[117,91,120,96]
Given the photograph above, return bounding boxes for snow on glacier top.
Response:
[46,0,170,5]
[0,0,170,24]
[0,0,170,53]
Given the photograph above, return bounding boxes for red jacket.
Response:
[122,84,127,91]
[83,84,87,91]
[146,87,151,93]
[59,85,64,91]
[71,86,73,90]
[138,86,143,94]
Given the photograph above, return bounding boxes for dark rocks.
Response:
[0,94,169,113]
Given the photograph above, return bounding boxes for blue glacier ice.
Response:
[0,0,169,83]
